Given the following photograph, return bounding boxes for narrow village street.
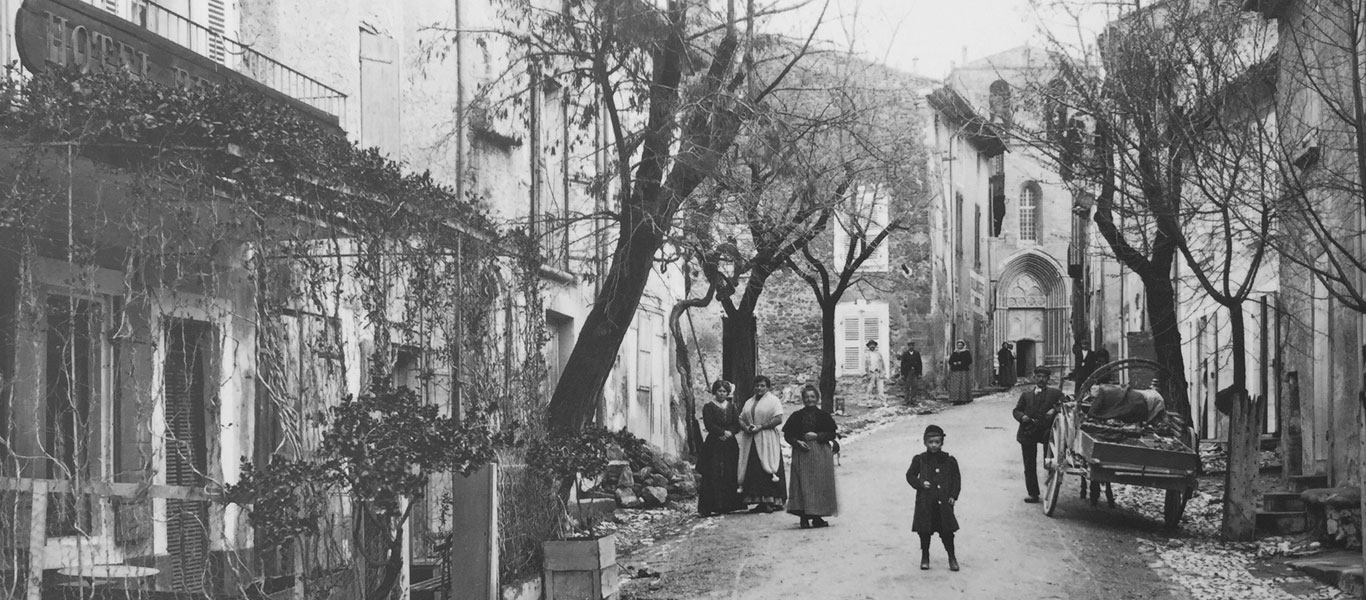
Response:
[617,389,1344,600]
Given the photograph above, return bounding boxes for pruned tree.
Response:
[772,57,932,412]
[1027,0,1279,538]
[489,0,816,434]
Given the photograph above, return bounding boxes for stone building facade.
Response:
[0,0,685,598]
[947,47,1076,378]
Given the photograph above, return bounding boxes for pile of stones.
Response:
[604,446,696,510]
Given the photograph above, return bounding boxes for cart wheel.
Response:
[1163,489,1188,529]
[1043,418,1067,517]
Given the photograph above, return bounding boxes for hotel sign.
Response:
[13,0,339,128]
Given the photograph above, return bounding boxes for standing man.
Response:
[899,341,924,405]
[864,340,886,406]
[1014,366,1064,503]
[997,342,1016,387]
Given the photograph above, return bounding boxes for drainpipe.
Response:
[452,0,466,415]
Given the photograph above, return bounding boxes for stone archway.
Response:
[994,253,1070,369]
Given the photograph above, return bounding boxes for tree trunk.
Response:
[670,297,710,459]
[723,312,759,403]
[819,302,838,413]
[1222,304,1258,541]
[1143,274,1191,422]
[1071,271,1089,380]
[547,226,663,433]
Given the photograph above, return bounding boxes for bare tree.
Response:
[1028,0,1278,537]
[774,57,931,411]
[487,0,818,433]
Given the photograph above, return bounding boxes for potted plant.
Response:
[528,426,620,600]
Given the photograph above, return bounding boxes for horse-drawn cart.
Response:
[1042,359,1199,528]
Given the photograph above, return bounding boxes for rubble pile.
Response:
[1200,445,1281,475]
[1323,504,1362,550]
[1137,538,1349,600]
[1256,536,1322,559]
[603,445,698,510]
[590,504,699,555]
[1113,486,1347,598]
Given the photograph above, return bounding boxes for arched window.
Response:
[1020,183,1041,242]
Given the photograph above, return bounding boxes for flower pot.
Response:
[543,534,618,600]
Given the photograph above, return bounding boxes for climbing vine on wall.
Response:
[0,67,550,599]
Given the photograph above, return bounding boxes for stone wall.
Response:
[754,191,942,395]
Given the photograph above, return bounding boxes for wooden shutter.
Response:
[164,321,210,593]
[869,188,889,270]
[842,317,861,372]
[44,297,100,536]
[205,0,227,63]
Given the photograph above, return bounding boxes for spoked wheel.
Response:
[1043,415,1068,517]
[1163,488,1189,529]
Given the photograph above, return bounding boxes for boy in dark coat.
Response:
[1014,366,1065,503]
[906,424,961,571]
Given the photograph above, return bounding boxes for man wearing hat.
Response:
[864,339,886,406]
[1014,366,1065,503]
[899,341,924,405]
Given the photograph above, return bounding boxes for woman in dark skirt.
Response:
[737,375,786,512]
[784,384,838,528]
[697,380,745,516]
[947,340,973,405]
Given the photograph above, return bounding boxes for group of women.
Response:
[696,376,840,529]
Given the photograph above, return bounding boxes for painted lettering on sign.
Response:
[40,12,151,77]
[16,0,228,95]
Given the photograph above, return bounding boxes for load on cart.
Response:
[1043,359,1199,528]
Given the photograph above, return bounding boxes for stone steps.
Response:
[1256,510,1309,535]
[1256,491,1310,537]
[1262,491,1307,513]
[1289,473,1330,491]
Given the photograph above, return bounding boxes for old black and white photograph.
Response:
[0,0,1364,598]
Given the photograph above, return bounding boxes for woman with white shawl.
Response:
[737,375,787,513]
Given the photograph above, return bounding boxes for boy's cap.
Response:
[924,424,945,440]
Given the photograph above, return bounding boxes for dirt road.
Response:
[620,389,1194,599]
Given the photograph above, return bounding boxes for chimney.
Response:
[961,46,968,67]
[912,57,919,73]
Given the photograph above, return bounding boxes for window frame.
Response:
[1020,183,1041,242]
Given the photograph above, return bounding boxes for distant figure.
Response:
[906,424,961,571]
[1014,367,1064,503]
[899,341,924,405]
[997,342,1016,387]
[1082,346,1113,386]
[784,384,839,529]
[947,340,973,405]
[1071,340,1094,391]
[864,340,886,405]
[697,380,744,517]
[737,376,786,513]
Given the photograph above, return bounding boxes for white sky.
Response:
[765,0,1114,78]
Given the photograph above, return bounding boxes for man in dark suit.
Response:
[899,341,923,404]
[1014,366,1065,503]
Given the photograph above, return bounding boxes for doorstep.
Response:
[1285,550,1364,598]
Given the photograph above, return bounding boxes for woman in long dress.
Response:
[736,375,786,513]
[948,340,973,405]
[697,380,744,516]
[784,384,838,528]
